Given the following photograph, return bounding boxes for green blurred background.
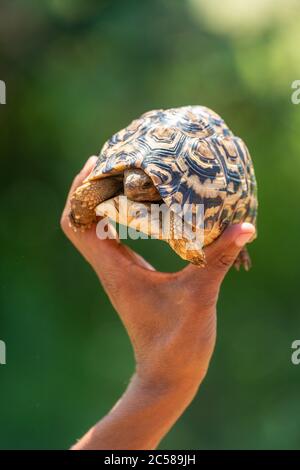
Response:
[1,0,300,450]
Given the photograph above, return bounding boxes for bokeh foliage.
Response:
[1,0,300,449]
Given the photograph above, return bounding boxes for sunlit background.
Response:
[1,0,300,449]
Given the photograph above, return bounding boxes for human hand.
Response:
[61,157,255,449]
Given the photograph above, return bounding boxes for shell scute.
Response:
[89,105,257,249]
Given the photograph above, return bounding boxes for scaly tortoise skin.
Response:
[70,106,257,269]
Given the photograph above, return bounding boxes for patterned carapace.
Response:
[89,105,257,254]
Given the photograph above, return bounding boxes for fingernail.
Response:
[235,223,255,247]
[87,155,98,166]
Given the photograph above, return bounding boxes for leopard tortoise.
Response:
[69,106,257,269]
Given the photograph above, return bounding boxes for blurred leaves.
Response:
[0,0,300,450]
[188,0,300,37]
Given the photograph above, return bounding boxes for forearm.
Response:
[71,373,203,450]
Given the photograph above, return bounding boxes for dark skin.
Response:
[61,156,255,450]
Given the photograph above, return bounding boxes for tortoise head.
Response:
[123,169,161,202]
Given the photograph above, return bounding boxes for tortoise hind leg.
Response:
[234,247,252,271]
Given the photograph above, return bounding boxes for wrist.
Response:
[135,342,214,393]
[133,367,206,404]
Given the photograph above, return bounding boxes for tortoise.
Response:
[69,106,257,269]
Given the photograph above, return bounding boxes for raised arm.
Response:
[61,157,255,450]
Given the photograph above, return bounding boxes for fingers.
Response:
[122,246,156,271]
[60,159,156,303]
[183,223,256,284]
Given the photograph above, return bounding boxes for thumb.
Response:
[205,222,256,281]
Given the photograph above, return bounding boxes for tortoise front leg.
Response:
[69,177,122,231]
[168,237,207,266]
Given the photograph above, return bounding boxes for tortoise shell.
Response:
[88,105,257,258]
